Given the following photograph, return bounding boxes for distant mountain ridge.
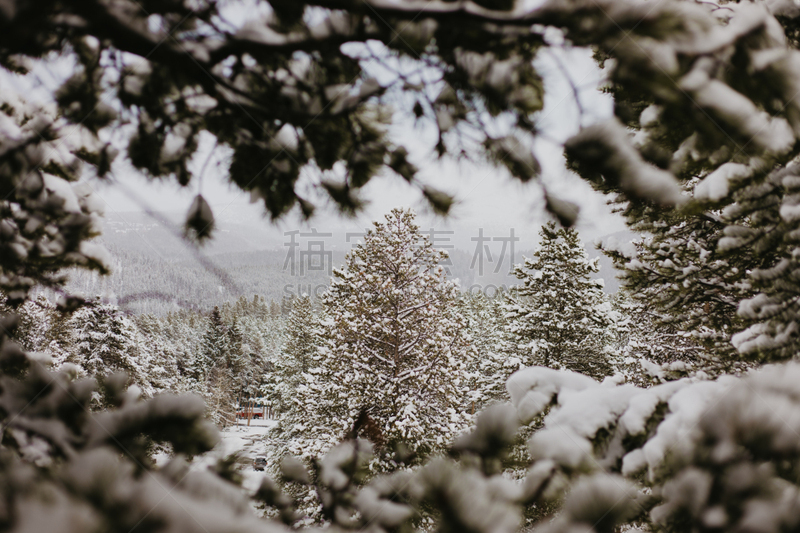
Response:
[65,211,632,314]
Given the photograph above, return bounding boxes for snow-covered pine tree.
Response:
[582,4,800,368]
[192,306,236,426]
[504,222,613,379]
[191,306,230,382]
[164,310,204,386]
[461,292,520,410]
[7,295,53,353]
[283,294,316,375]
[269,299,281,318]
[609,290,707,386]
[43,303,75,369]
[228,318,253,392]
[134,314,180,394]
[277,209,471,470]
[273,293,318,415]
[245,309,285,419]
[599,219,747,368]
[66,302,151,400]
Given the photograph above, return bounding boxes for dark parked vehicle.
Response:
[253,457,267,471]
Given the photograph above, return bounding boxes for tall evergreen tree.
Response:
[191,306,236,425]
[504,222,613,379]
[275,209,471,469]
[273,294,318,414]
[9,296,54,353]
[461,292,519,410]
[228,318,251,391]
[134,314,180,394]
[191,306,229,382]
[66,302,150,397]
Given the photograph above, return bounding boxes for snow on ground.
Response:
[204,418,278,492]
[156,418,278,494]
